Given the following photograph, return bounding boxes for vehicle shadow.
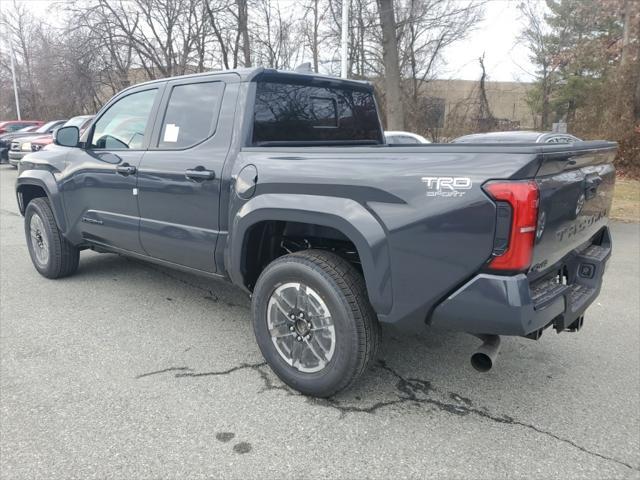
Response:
[62,250,640,472]
[72,250,571,414]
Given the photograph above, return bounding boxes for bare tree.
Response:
[85,0,207,79]
[302,0,323,72]
[396,0,483,131]
[1,0,484,131]
[518,0,557,130]
[0,2,41,117]
[476,54,496,132]
[237,0,252,66]
[251,0,303,69]
[204,0,233,69]
[65,1,135,96]
[620,0,640,122]
[320,0,482,129]
[377,0,404,129]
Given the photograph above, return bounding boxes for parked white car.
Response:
[384,131,430,144]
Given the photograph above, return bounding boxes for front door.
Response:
[62,86,163,253]
[136,76,235,273]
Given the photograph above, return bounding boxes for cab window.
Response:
[90,89,157,150]
[252,80,382,145]
[158,81,224,149]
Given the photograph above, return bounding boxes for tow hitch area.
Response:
[564,315,585,332]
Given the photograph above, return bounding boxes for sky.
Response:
[5,0,537,83]
[440,0,537,82]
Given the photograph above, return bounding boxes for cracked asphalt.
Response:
[1,164,639,479]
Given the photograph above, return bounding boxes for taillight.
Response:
[484,180,539,272]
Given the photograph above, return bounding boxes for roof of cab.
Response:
[119,67,373,94]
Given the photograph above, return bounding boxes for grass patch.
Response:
[611,177,640,223]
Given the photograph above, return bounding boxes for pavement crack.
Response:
[174,362,266,378]
[308,397,409,418]
[133,356,636,471]
[377,361,638,471]
[136,360,303,400]
[253,364,300,396]
[135,367,193,379]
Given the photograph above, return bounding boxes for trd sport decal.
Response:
[421,177,472,198]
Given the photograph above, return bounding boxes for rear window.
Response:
[252,80,382,145]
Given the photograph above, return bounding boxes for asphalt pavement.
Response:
[1,164,638,479]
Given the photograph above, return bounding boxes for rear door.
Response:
[136,74,238,273]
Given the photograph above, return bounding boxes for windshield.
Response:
[17,126,36,132]
[35,121,63,134]
[64,116,90,128]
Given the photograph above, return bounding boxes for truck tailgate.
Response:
[431,141,616,337]
[529,141,616,276]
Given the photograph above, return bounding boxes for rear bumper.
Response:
[430,228,612,337]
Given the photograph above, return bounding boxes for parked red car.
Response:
[0,120,43,134]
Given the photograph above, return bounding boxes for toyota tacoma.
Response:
[16,68,616,396]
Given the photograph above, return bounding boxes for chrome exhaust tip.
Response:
[470,334,501,372]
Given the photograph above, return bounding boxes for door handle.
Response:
[185,167,215,181]
[115,164,136,175]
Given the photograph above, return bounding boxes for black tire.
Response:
[24,197,79,279]
[252,249,380,397]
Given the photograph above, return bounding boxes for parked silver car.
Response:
[452,131,581,144]
[384,131,430,144]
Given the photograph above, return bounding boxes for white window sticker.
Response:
[163,123,180,143]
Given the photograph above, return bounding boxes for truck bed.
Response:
[231,141,616,331]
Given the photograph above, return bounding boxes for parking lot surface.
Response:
[1,165,639,479]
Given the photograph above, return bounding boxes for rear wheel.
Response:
[24,198,79,278]
[251,250,379,397]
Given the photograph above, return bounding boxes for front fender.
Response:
[16,170,67,233]
[227,193,393,315]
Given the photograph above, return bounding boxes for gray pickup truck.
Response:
[16,68,616,396]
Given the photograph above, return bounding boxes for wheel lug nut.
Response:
[289,326,294,331]
[297,336,302,341]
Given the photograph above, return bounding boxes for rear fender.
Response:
[227,194,393,315]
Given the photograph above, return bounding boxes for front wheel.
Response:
[251,250,379,397]
[24,198,79,279]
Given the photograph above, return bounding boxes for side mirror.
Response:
[53,126,80,147]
